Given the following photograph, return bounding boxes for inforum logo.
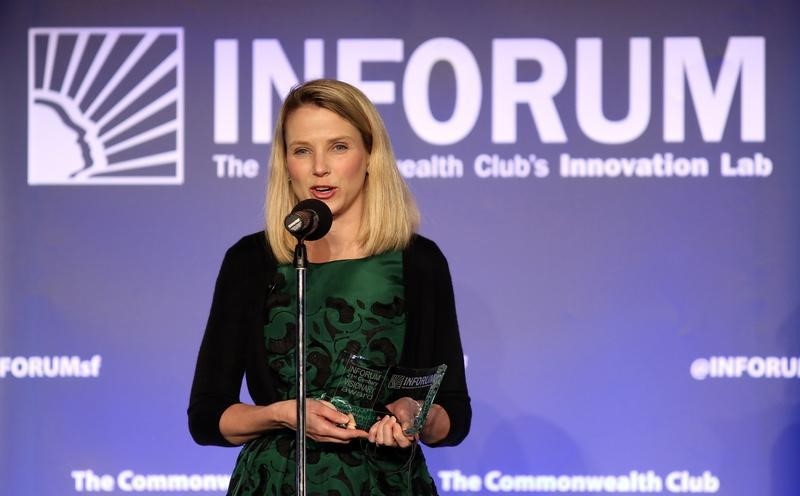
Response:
[28,27,184,185]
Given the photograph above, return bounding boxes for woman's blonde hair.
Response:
[265,79,420,263]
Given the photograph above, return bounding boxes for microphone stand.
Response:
[284,198,330,496]
[293,240,308,496]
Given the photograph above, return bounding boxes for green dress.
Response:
[228,251,438,495]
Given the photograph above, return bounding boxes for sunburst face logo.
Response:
[28,27,184,185]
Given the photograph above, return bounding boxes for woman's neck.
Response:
[305,216,365,262]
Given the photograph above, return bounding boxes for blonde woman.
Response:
[189,79,470,495]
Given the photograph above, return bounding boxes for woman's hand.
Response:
[281,399,369,443]
[367,414,416,448]
[366,398,452,447]
[366,397,420,448]
[418,403,450,445]
[220,399,369,445]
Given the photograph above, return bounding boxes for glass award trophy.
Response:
[321,354,447,435]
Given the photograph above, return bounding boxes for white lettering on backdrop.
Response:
[213,36,765,146]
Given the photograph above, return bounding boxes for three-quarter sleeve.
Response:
[403,236,472,447]
[188,240,253,447]
[427,241,471,447]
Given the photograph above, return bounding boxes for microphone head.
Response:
[284,198,333,241]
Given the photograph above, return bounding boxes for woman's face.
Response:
[285,105,369,226]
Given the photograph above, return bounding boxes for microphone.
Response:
[284,199,333,241]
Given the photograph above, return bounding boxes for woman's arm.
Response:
[416,237,472,447]
[189,236,369,446]
[220,400,368,445]
[188,240,253,446]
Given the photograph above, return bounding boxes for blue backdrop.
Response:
[2,0,799,494]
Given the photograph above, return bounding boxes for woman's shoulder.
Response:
[228,230,267,251]
[222,231,277,268]
[405,233,449,269]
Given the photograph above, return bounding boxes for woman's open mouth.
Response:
[310,186,336,199]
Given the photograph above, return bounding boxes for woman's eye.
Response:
[332,143,348,152]
[293,148,310,155]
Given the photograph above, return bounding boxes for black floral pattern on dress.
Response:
[229,253,437,495]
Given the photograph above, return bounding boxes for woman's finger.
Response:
[308,399,350,425]
[377,415,396,446]
[375,416,388,445]
[392,421,414,448]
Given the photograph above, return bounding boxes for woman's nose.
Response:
[312,155,330,176]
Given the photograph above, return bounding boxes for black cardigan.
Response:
[188,232,471,447]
